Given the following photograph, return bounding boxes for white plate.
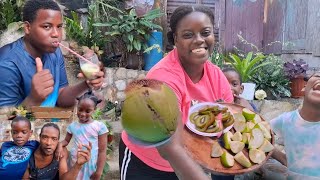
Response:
[186,102,234,137]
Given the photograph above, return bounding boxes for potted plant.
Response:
[252,54,291,99]
[283,59,308,98]
[94,8,163,70]
[226,52,270,100]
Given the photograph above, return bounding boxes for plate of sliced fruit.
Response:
[186,102,234,137]
[183,103,274,175]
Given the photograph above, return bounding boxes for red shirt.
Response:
[121,48,233,171]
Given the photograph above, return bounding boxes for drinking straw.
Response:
[58,42,95,65]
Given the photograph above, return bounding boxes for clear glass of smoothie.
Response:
[79,53,100,80]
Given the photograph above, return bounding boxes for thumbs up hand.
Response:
[30,57,54,105]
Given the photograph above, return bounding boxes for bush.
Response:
[252,54,291,99]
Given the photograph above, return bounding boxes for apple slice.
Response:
[233,113,246,122]
[220,151,234,168]
[223,131,233,150]
[248,128,264,149]
[230,141,245,154]
[255,123,271,140]
[242,108,256,121]
[235,152,252,168]
[249,149,266,164]
[211,141,224,157]
[234,121,246,132]
[242,133,251,145]
[251,114,262,124]
[258,139,274,153]
[231,132,243,141]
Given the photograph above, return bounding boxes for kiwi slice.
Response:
[223,116,235,127]
[190,112,200,124]
[195,114,210,128]
[222,112,231,122]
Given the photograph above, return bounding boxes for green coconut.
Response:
[121,79,180,143]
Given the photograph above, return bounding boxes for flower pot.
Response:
[143,31,163,71]
[240,83,256,100]
[290,77,306,98]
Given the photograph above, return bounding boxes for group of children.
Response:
[0,91,108,180]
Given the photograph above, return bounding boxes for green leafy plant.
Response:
[209,49,225,68]
[64,4,106,50]
[94,8,163,53]
[0,0,24,33]
[225,52,270,82]
[252,54,291,99]
[92,108,104,120]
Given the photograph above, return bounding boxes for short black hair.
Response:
[222,66,242,83]
[167,5,215,44]
[23,0,61,23]
[40,123,60,138]
[76,90,102,108]
[11,116,31,130]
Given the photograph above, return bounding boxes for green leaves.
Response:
[93,8,163,53]
[227,52,270,83]
[252,54,291,99]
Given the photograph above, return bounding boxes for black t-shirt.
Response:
[29,153,59,180]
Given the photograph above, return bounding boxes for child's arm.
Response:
[234,94,255,111]
[271,148,287,166]
[56,132,73,160]
[90,133,108,180]
[22,164,30,179]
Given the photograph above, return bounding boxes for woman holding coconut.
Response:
[119,5,233,180]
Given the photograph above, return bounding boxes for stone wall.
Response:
[101,68,148,102]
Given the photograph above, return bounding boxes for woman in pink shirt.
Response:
[119,5,233,180]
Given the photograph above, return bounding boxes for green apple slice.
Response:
[234,121,246,132]
[233,113,246,122]
[242,133,251,145]
[211,141,224,157]
[249,149,266,164]
[247,122,256,130]
[260,121,271,132]
[220,151,234,168]
[254,123,271,140]
[248,128,264,149]
[230,141,245,154]
[258,139,274,153]
[251,114,262,124]
[242,108,256,121]
[223,131,233,150]
[234,152,252,168]
[231,132,243,141]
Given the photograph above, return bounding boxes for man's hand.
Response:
[77,50,105,90]
[76,142,92,166]
[90,171,102,180]
[30,57,54,104]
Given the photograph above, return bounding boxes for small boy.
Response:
[270,72,320,178]
[0,116,39,179]
[222,67,257,111]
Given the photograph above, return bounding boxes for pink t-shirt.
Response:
[121,48,233,172]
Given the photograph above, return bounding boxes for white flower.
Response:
[255,89,267,100]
